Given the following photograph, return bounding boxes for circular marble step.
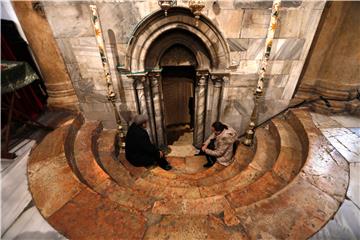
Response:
[28,118,147,239]
[27,109,349,240]
[141,127,273,188]
[72,121,156,211]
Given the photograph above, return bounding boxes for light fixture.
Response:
[188,0,205,26]
[158,0,177,16]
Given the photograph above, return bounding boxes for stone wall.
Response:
[43,0,325,133]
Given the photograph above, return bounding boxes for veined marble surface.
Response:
[310,112,360,240]
[1,141,34,234]
[2,207,66,240]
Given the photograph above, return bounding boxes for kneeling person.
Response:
[125,114,172,171]
[201,121,238,167]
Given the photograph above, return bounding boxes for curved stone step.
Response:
[148,156,226,181]
[132,177,201,200]
[197,127,279,198]
[96,129,134,187]
[142,143,254,188]
[288,109,349,202]
[27,108,349,240]
[118,152,148,178]
[229,109,349,239]
[234,176,340,240]
[224,118,305,208]
[73,121,155,211]
[151,118,305,214]
[28,119,147,239]
[271,118,304,181]
[152,195,227,215]
[133,140,271,202]
[47,186,146,240]
[28,119,85,219]
[142,128,264,188]
[143,215,249,240]
[196,130,261,186]
[73,121,107,188]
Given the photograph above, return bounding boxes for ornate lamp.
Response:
[158,0,176,16]
[188,0,205,26]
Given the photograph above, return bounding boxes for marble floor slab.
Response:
[2,207,66,240]
[310,112,360,239]
[311,112,360,163]
[1,110,73,238]
[321,128,360,163]
[1,146,33,234]
[330,115,360,128]
[347,163,360,209]
[310,200,360,240]
[2,140,36,177]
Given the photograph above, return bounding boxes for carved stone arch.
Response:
[145,29,211,69]
[126,7,230,147]
[126,7,230,72]
[159,44,197,67]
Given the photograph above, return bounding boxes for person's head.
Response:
[211,121,228,135]
[133,114,148,128]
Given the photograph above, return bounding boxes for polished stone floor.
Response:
[1,111,71,239]
[310,112,360,240]
[1,110,359,239]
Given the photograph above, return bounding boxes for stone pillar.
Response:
[210,75,225,124]
[296,1,360,114]
[133,75,148,116]
[194,71,208,147]
[143,76,157,144]
[204,74,225,138]
[12,1,78,110]
[133,74,156,143]
[149,71,166,146]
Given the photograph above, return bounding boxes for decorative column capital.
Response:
[196,70,209,86]
[148,70,161,80]
[210,73,228,87]
[130,73,148,88]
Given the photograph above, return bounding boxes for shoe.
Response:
[161,164,172,171]
[203,161,214,168]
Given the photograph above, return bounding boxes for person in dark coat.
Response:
[125,114,172,170]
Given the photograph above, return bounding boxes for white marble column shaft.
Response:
[149,71,166,146]
[194,72,208,147]
[134,75,154,142]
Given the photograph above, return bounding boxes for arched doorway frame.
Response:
[126,7,230,147]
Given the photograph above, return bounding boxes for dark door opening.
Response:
[161,66,196,145]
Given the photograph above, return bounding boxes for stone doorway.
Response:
[161,66,196,145]
[126,7,230,148]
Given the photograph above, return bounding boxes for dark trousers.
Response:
[134,154,169,168]
[156,156,170,168]
[199,138,217,164]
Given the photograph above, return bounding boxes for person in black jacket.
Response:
[125,114,172,170]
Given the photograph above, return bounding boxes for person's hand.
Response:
[159,151,164,158]
[201,145,207,152]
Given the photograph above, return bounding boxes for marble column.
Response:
[194,71,209,147]
[204,74,225,138]
[149,71,166,146]
[133,74,155,142]
[12,1,78,110]
[210,75,225,124]
[143,75,157,145]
